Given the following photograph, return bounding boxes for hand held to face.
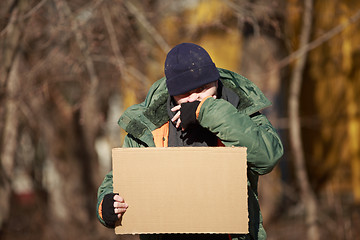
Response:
[170,81,218,130]
[171,105,182,128]
[171,101,200,130]
[179,101,201,130]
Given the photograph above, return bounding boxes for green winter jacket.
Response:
[97,68,283,240]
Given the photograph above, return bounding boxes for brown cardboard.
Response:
[112,147,248,235]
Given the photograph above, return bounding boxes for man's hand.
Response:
[113,194,128,218]
[102,193,128,227]
[170,105,182,129]
[171,101,200,130]
[171,94,217,130]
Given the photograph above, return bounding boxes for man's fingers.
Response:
[171,105,181,112]
[114,207,127,214]
[176,119,181,128]
[171,111,181,123]
[112,194,128,217]
[171,111,181,129]
[113,194,124,202]
[114,201,128,208]
[171,105,182,129]
[114,200,128,215]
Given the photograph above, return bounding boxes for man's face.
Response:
[173,80,218,105]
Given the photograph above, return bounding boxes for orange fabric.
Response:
[98,199,104,220]
[151,119,224,147]
[196,96,212,119]
[151,122,169,147]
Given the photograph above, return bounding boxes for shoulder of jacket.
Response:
[218,68,271,115]
[118,77,169,145]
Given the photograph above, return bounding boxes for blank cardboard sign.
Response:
[112,147,248,234]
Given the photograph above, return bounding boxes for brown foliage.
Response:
[1,0,360,240]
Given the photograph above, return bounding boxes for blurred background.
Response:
[1,0,360,239]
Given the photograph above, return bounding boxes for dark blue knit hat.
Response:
[165,43,220,96]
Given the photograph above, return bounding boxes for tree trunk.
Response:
[239,0,288,223]
[31,1,102,235]
[0,52,21,229]
[0,0,28,229]
[288,0,320,239]
[241,35,287,222]
[30,90,98,237]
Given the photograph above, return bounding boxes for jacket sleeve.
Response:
[96,134,142,226]
[197,97,283,175]
[96,170,114,226]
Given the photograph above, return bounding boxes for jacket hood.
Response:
[218,68,271,115]
[118,68,271,146]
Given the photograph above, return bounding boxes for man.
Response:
[96,43,283,240]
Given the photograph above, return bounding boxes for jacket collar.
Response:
[118,68,271,146]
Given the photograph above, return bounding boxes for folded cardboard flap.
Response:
[112,147,248,235]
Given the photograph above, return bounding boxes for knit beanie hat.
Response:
[165,43,220,96]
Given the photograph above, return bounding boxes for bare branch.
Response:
[101,5,130,82]
[0,0,48,36]
[0,1,27,86]
[54,0,99,88]
[246,7,360,79]
[124,1,171,53]
[223,0,261,36]
[23,0,48,19]
[101,5,148,85]
[288,0,320,239]
[278,8,360,69]
[0,49,21,230]
[92,54,149,84]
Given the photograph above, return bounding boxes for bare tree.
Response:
[0,0,29,229]
[288,0,320,239]
[0,0,157,238]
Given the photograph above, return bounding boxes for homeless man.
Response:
[96,43,284,240]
